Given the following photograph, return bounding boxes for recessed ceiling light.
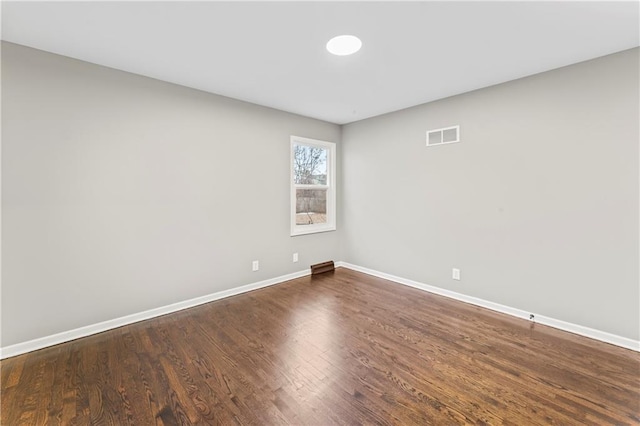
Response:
[326,35,362,56]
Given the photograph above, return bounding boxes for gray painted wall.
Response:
[2,42,638,349]
[342,48,639,341]
[1,42,341,347]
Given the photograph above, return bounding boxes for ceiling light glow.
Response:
[326,35,362,56]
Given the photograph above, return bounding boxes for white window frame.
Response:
[290,136,336,236]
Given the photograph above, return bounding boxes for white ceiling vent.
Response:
[426,125,460,147]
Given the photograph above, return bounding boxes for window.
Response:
[291,136,336,236]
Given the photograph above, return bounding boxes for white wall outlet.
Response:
[252,260,259,271]
[452,268,461,281]
[293,253,299,263]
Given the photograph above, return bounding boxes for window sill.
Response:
[290,225,336,237]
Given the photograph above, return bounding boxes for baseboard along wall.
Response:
[336,262,640,352]
[0,269,311,359]
[1,262,638,359]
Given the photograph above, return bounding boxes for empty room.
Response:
[1,1,639,424]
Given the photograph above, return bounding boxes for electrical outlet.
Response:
[293,253,299,263]
[452,268,461,281]
[252,260,259,271]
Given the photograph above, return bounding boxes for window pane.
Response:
[295,188,327,225]
[293,144,327,185]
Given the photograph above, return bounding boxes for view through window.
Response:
[291,136,336,236]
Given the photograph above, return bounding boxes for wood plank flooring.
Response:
[1,268,639,425]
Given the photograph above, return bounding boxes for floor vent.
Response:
[426,125,460,147]
[311,261,335,275]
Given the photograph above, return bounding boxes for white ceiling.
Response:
[2,1,639,124]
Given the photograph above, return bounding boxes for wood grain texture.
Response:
[2,268,639,425]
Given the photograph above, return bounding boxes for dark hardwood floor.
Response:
[1,268,639,425]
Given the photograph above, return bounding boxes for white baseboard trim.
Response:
[0,269,311,359]
[3,262,638,358]
[336,262,640,352]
